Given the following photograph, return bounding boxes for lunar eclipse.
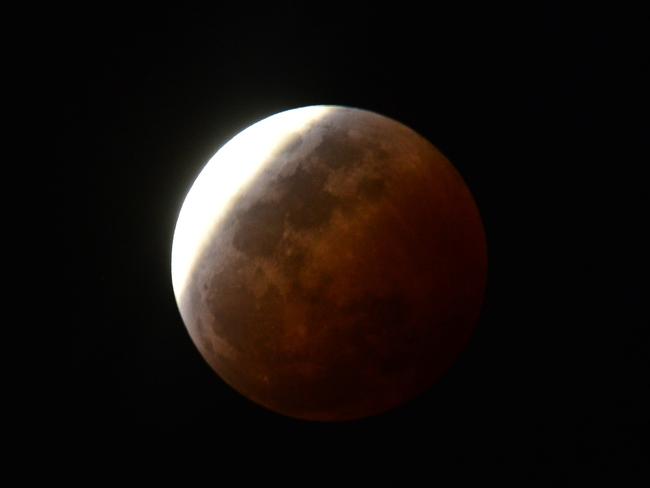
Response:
[47,4,647,473]
[172,106,487,421]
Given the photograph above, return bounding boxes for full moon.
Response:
[172,106,487,421]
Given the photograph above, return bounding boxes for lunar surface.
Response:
[172,106,487,421]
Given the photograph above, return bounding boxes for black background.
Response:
[43,3,647,480]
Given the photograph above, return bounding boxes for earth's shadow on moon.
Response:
[174,106,487,422]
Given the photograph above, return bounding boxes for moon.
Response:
[172,106,487,421]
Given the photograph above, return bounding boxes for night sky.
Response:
[45,4,646,479]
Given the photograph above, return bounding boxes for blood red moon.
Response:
[172,106,487,421]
